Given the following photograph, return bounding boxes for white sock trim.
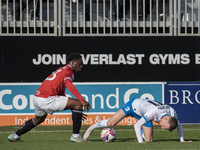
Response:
[12,133,19,139]
[72,109,82,113]
[72,133,80,138]
[100,119,108,127]
[94,119,108,128]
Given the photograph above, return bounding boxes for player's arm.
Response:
[177,122,192,142]
[65,79,84,101]
[134,117,147,143]
[65,79,91,112]
[174,110,192,143]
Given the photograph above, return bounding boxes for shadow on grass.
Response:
[88,138,136,142]
[153,139,199,142]
[116,138,136,142]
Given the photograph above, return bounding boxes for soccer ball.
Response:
[100,128,116,142]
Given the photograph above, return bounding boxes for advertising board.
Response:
[165,82,200,123]
[0,36,200,82]
[0,82,163,126]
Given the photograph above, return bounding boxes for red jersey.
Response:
[35,65,84,101]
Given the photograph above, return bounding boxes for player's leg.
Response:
[91,109,126,129]
[83,109,126,140]
[8,96,47,142]
[142,126,153,142]
[8,115,47,142]
[140,121,153,142]
[63,97,87,142]
[107,109,126,126]
[83,98,137,140]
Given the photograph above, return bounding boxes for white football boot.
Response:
[82,125,95,140]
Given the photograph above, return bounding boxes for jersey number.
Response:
[46,69,62,81]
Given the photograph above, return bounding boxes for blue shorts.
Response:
[121,98,153,127]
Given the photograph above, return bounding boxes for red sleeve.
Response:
[65,79,84,102]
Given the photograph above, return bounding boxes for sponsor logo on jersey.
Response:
[145,114,155,120]
[35,90,40,96]
[125,106,130,112]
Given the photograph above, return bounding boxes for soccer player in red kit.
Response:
[8,52,91,142]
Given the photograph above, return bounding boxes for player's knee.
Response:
[34,115,47,125]
[75,100,82,110]
[34,118,44,125]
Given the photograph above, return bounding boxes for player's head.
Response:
[66,52,82,64]
[159,116,178,132]
[67,52,83,72]
[167,116,178,132]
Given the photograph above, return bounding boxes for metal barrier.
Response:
[0,0,200,36]
[178,0,200,35]
[0,0,57,36]
[62,0,174,36]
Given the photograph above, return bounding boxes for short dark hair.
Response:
[66,52,82,64]
[168,117,178,132]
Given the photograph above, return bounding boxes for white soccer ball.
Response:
[100,128,116,142]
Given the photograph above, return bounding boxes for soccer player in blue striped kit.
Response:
[83,98,192,143]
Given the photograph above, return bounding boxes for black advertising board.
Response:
[0,36,199,82]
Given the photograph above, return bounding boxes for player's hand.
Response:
[82,113,88,121]
[181,140,193,143]
[81,100,91,112]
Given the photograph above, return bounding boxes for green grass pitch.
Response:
[0,125,199,150]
